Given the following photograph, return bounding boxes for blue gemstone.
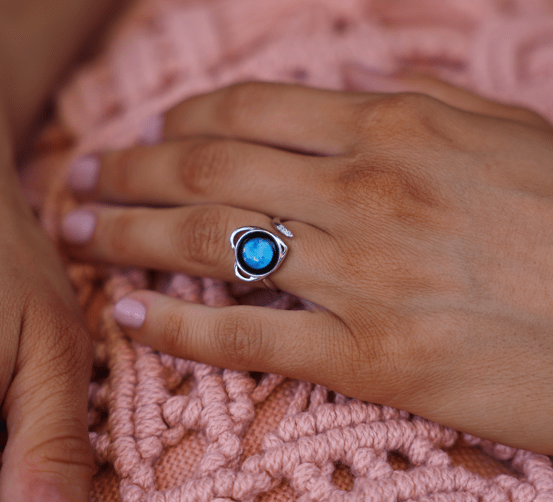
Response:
[241,237,275,270]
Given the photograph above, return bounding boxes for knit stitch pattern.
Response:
[26,0,553,500]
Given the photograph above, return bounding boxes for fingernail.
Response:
[61,210,97,244]
[114,298,146,329]
[68,155,100,192]
[140,114,164,145]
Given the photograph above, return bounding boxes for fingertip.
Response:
[113,290,172,332]
[61,209,97,245]
[113,296,146,329]
[140,114,165,145]
[68,155,100,193]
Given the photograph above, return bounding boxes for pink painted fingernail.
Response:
[61,210,97,244]
[114,298,146,329]
[140,114,164,145]
[68,155,100,192]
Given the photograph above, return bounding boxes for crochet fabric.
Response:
[24,0,553,501]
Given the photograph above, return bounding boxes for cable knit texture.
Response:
[24,0,553,500]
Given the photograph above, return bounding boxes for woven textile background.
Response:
[22,0,553,500]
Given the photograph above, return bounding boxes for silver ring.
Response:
[230,218,293,291]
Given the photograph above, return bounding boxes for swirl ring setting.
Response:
[230,218,293,290]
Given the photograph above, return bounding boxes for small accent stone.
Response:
[242,237,275,270]
[274,222,294,238]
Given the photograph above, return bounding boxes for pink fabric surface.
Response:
[24,0,553,500]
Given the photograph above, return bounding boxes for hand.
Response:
[0,2,124,500]
[0,147,93,501]
[61,79,553,454]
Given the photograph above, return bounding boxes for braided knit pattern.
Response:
[27,0,553,500]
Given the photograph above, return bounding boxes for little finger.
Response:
[346,67,552,130]
[163,82,372,155]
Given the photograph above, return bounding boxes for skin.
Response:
[0,1,116,500]
[62,78,553,455]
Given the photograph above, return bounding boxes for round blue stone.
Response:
[241,237,275,270]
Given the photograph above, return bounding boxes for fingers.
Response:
[345,67,552,130]
[158,79,550,161]
[112,290,349,387]
[163,82,370,155]
[69,137,334,225]
[0,302,93,502]
[67,78,553,228]
[61,204,330,299]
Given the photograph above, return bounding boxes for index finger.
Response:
[113,291,354,390]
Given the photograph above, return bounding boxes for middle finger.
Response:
[70,138,336,228]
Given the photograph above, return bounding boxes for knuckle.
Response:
[342,312,402,389]
[217,82,268,131]
[24,428,94,476]
[333,156,442,225]
[214,309,267,368]
[179,139,233,196]
[173,206,230,269]
[350,93,441,142]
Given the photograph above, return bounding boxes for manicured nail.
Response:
[61,210,97,244]
[114,298,146,329]
[141,114,164,145]
[68,155,100,192]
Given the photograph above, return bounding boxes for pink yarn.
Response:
[27,0,553,500]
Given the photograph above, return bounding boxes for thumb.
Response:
[0,304,94,502]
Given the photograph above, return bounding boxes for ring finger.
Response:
[60,203,332,300]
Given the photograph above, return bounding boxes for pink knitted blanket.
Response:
[24,0,553,500]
